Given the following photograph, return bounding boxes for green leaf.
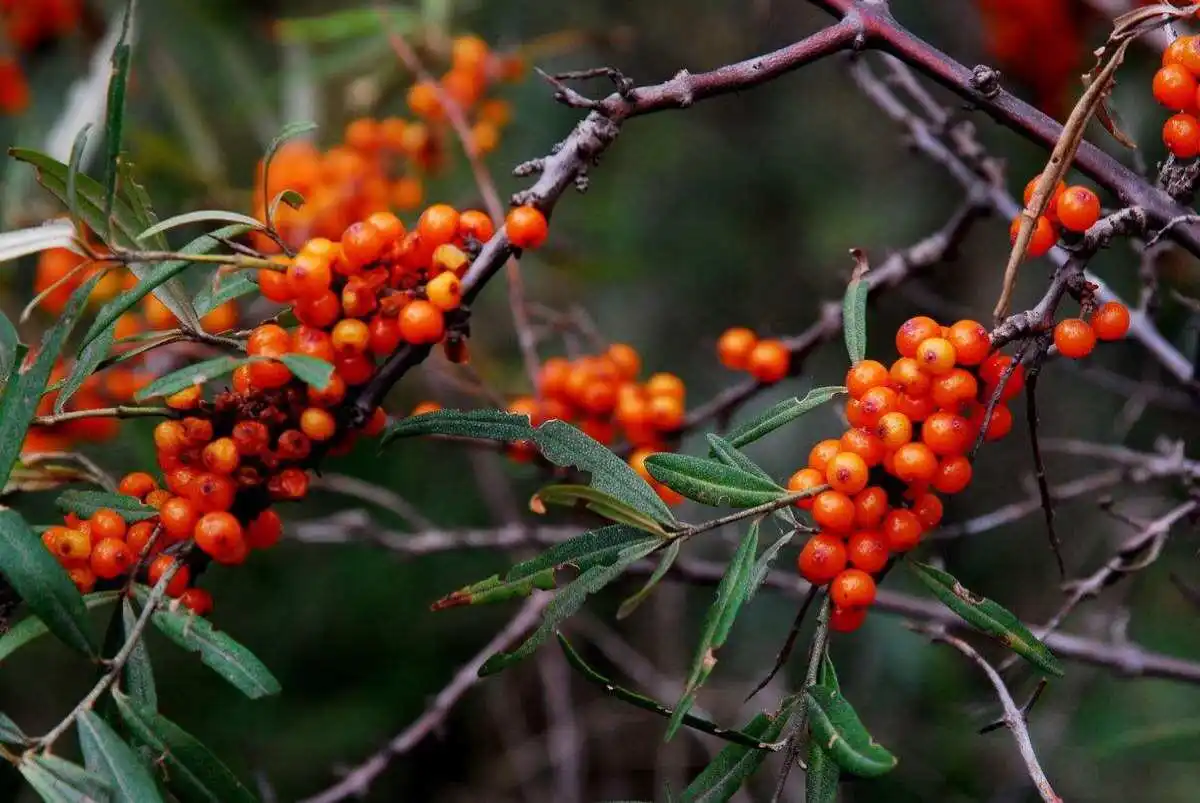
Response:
[118,158,168,253]
[55,329,114,414]
[0,508,96,657]
[138,210,262,241]
[22,754,113,803]
[278,354,333,391]
[507,524,658,582]
[276,7,418,42]
[83,222,256,346]
[0,309,17,379]
[382,408,537,445]
[534,419,678,527]
[806,685,897,778]
[557,633,777,749]
[680,695,803,803]
[9,149,198,330]
[532,485,670,537]
[907,561,1064,677]
[134,586,280,699]
[103,1,136,235]
[645,453,786,508]
[0,591,119,663]
[133,355,250,401]
[842,273,869,365]
[748,529,796,602]
[722,386,848,449]
[617,540,681,620]
[259,121,317,219]
[806,653,842,803]
[705,434,773,482]
[79,710,165,803]
[121,598,157,709]
[66,124,93,240]
[56,490,157,522]
[112,690,258,803]
[0,711,28,745]
[667,523,759,740]
[195,272,257,317]
[0,273,102,490]
[479,539,661,676]
[269,189,305,221]
[430,567,557,610]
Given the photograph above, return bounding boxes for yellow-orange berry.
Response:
[505,205,549,250]
[716,327,757,371]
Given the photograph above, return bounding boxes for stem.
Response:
[113,250,280,270]
[33,406,172,427]
[672,488,828,541]
[770,598,831,803]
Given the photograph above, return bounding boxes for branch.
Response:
[297,594,549,803]
[913,624,1061,803]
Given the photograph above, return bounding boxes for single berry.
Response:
[882,508,924,552]
[845,360,889,399]
[915,337,957,375]
[1009,215,1058,258]
[826,451,869,495]
[716,327,758,371]
[853,486,890,529]
[811,490,856,533]
[797,534,848,585]
[1057,186,1101,233]
[179,587,214,615]
[946,320,990,366]
[148,555,190,597]
[746,339,790,383]
[847,531,889,574]
[829,606,867,633]
[505,205,549,249]
[911,492,944,529]
[808,439,842,473]
[1091,302,1130,341]
[830,568,876,609]
[91,538,133,580]
[1053,318,1097,359]
[896,316,942,359]
[787,468,825,510]
[891,442,938,484]
[1164,113,1200,158]
[932,456,973,495]
[118,472,157,499]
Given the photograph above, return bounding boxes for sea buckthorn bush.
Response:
[0,2,1196,803]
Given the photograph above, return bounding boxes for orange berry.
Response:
[847,530,889,573]
[247,324,290,358]
[978,354,1026,400]
[48,527,90,562]
[745,340,790,383]
[232,364,253,395]
[505,205,549,250]
[335,353,375,385]
[606,344,641,381]
[90,538,133,580]
[181,417,214,446]
[717,327,758,371]
[165,385,202,411]
[397,299,446,344]
[932,456,973,494]
[830,569,876,609]
[202,438,240,474]
[153,420,188,455]
[1053,318,1096,359]
[808,439,842,473]
[118,472,157,499]
[787,467,825,510]
[840,427,886,467]
[165,467,198,497]
[972,403,1013,442]
[896,316,941,358]
[457,210,495,244]
[845,360,889,399]
[300,407,337,441]
[187,473,236,513]
[1164,35,1195,68]
[88,509,127,542]
[332,319,371,355]
[857,386,897,426]
[882,508,924,552]
[248,360,292,390]
[914,337,957,375]
[258,267,293,303]
[143,489,172,510]
[179,587,213,615]
[341,220,386,271]
[946,320,990,366]
[853,486,889,529]
[645,372,685,402]
[1023,176,1067,220]
[1164,113,1200,158]
[1091,301,1130,341]
[875,411,913,450]
[292,326,336,362]
[646,394,684,430]
[345,117,381,152]
[431,244,470,275]
[911,492,944,529]
[407,80,443,118]
[1057,186,1101,233]
[930,368,979,410]
[1009,215,1058,258]
[830,605,867,633]
[826,451,869,495]
[294,291,342,328]
[426,271,463,311]
[891,442,938,484]
[797,534,848,585]
[286,252,333,299]
[126,521,162,558]
[231,421,269,456]
[889,357,931,397]
[246,508,283,550]
[811,490,855,533]
[193,512,245,561]
[67,565,96,594]
[365,316,401,357]
[268,467,310,501]
[418,204,461,247]
[921,411,974,456]
[363,406,388,437]
[148,555,190,597]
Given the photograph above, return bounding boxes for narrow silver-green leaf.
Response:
[138,210,262,240]
[55,328,114,414]
[0,508,97,657]
[722,386,848,449]
[276,8,418,42]
[907,561,1064,677]
[430,567,557,610]
[24,754,113,802]
[133,355,250,401]
[112,690,258,803]
[748,529,796,601]
[195,272,257,317]
[278,353,333,391]
[382,408,537,445]
[103,0,135,235]
[66,124,93,240]
[0,711,27,745]
[806,653,842,803]
[79,710,165,803]
[667,523,759,740]
[705,434,773,482]
[646,453,785,508]
[533,484,670,537]
[56,490,157,522]
[0,309,17,379]
[0,591,119,663]
[507,524,659,582]
[617,540,681,620]
[806,685,897,778]
[121,598,157,709]
[842,275,869,365]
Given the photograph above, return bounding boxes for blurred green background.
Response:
[3,1,1200,801]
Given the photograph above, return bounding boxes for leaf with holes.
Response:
[0,591,119,663]
[722,386,848,449]
[532,484,670,537]
[112,690,258,803]
[56,490,157,522]
[907,561,1063,676]
[666,523,759,741]
[0,508,96,657]
[134,586,280,699]
[79,710,164,803]
[479,538,662,676]
[646,453,786,508]
[806,685,897,777]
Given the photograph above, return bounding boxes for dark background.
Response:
[2,1,1200,801]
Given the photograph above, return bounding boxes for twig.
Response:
[769,599,830,803]
[1023,337,1065,577]
[298,594,549,803]
[32,405,173,428]
[914,625,1061,803]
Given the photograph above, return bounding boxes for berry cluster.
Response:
[1052,300,1130,359]
[1008,176,1102,258]
[253,34,522,251]
[716,327,792,384]
[788,317,1026,632]
[0,0,82,114]
[1156,35,1200,158]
